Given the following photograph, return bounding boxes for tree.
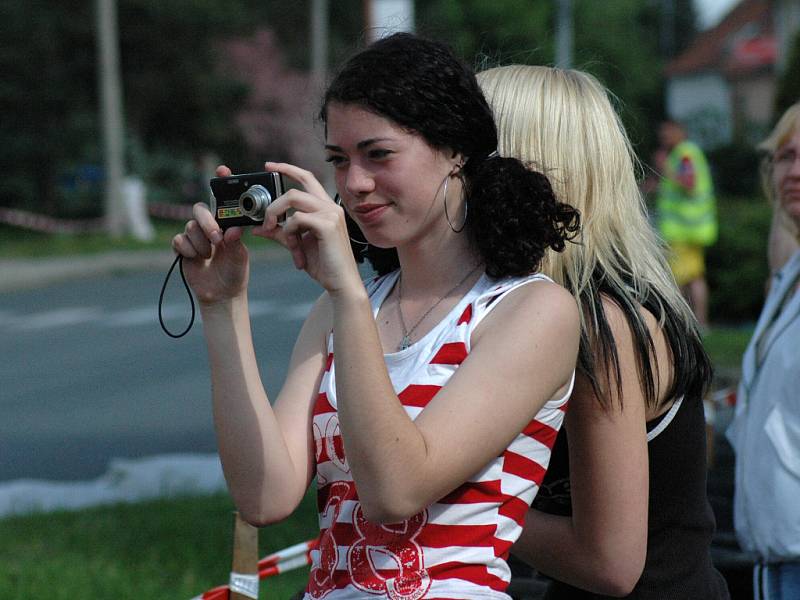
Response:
[774,29,800,121]
[0,1,264,217]
[0,2,99,216]
[416,0,676,156]
[221,28,327,178]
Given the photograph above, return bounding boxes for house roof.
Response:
[665,0,776,77]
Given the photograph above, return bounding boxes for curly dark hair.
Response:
[321,33,580,277]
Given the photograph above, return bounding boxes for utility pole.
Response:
[555,0,573,69]
[364,0,414,43]
[311,0,328,90]
[660,0,675,59]
[310,0,334,192]
[96,0,126,237]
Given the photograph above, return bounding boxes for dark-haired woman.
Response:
[172,33,580,599]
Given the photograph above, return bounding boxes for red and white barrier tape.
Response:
[0,207,105,234]
[709,386,737,407]
[147,202,194,221]
[0,203,193,234]
[191,538,318,600]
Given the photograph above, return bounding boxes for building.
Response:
[665,0,800,149]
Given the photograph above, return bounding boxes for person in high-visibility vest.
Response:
[656,120,717,330]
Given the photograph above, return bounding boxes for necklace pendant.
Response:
[399,335,411,351]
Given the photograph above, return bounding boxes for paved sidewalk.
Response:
[0,246,286,293]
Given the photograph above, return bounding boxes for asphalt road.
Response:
[0,255,324,482]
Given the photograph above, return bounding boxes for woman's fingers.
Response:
[185,220,213,258]
[264,162,329,199]
[284,230,307,270]
[172,232,198,258]
[260,188,341,231]
[192,202,224,245]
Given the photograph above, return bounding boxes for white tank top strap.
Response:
[470,272,554,329]
[646,396,684,442]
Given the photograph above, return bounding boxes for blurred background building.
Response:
[666,0,800,147]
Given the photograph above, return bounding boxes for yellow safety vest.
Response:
[657,140,718,246]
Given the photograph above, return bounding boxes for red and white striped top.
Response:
[305,271,573,599]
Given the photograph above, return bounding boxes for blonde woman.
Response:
[729,101,800,600]
[478,65,730,599]
[762,105,800,279]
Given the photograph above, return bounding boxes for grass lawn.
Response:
[0,491,318,600]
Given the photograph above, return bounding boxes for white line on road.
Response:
[13,307,103,331]
[0,301,314,331]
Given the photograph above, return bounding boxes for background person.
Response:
[478,65,728,599]
[728,101,800,600]
[172,33,581,599]
[655,119,718,331]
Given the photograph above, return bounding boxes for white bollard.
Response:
[122,175,155,241]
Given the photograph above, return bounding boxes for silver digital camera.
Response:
[209,171,285,229]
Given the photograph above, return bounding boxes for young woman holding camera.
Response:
[172,33,580,599]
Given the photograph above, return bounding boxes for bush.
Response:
[707,195,771,323]
[707,144,760,198]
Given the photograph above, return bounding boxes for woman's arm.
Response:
[227,161,580,526]
[512,300,651,596]
[204,291,331,526]
[332,279,580,523]
[172,169,330,527]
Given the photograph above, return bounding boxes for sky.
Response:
[696,0,739,29]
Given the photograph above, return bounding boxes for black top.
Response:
[532,395,731,599]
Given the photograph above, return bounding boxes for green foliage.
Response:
[707,144,760,197]
[707,196,771,323]
[571,0,665,150]
[417,0,552,64]
[0,1,269,217]
[118,1,251,156]
[0,0,367,219]
[703,325,754,372]
[0,2,99,214]
[669,0,700,59]
[774,29,800,120]
[416,0,681,155]
[0,491,318,600]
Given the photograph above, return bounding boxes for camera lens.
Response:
[238,185,272,220]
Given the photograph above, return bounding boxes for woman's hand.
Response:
[253,161,362,297]
[171,165,250,305]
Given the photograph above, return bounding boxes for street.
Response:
[0,256,322,482]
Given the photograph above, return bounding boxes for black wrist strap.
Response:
[158,254,195,338]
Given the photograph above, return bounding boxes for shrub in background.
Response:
[707,144,760,198]
[706,195,771,323]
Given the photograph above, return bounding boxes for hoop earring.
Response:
[335,194,369,247]
[443,175,467,233]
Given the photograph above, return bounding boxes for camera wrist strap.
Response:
[158,254,195,338]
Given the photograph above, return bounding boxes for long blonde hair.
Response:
[478,65,710,408]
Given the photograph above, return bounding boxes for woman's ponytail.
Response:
[467,157,580,278]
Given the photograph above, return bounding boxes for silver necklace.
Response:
[396,264,481,351]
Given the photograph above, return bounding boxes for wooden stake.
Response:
[230,512,259,600]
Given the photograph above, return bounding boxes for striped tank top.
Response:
[305,270,573,599]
